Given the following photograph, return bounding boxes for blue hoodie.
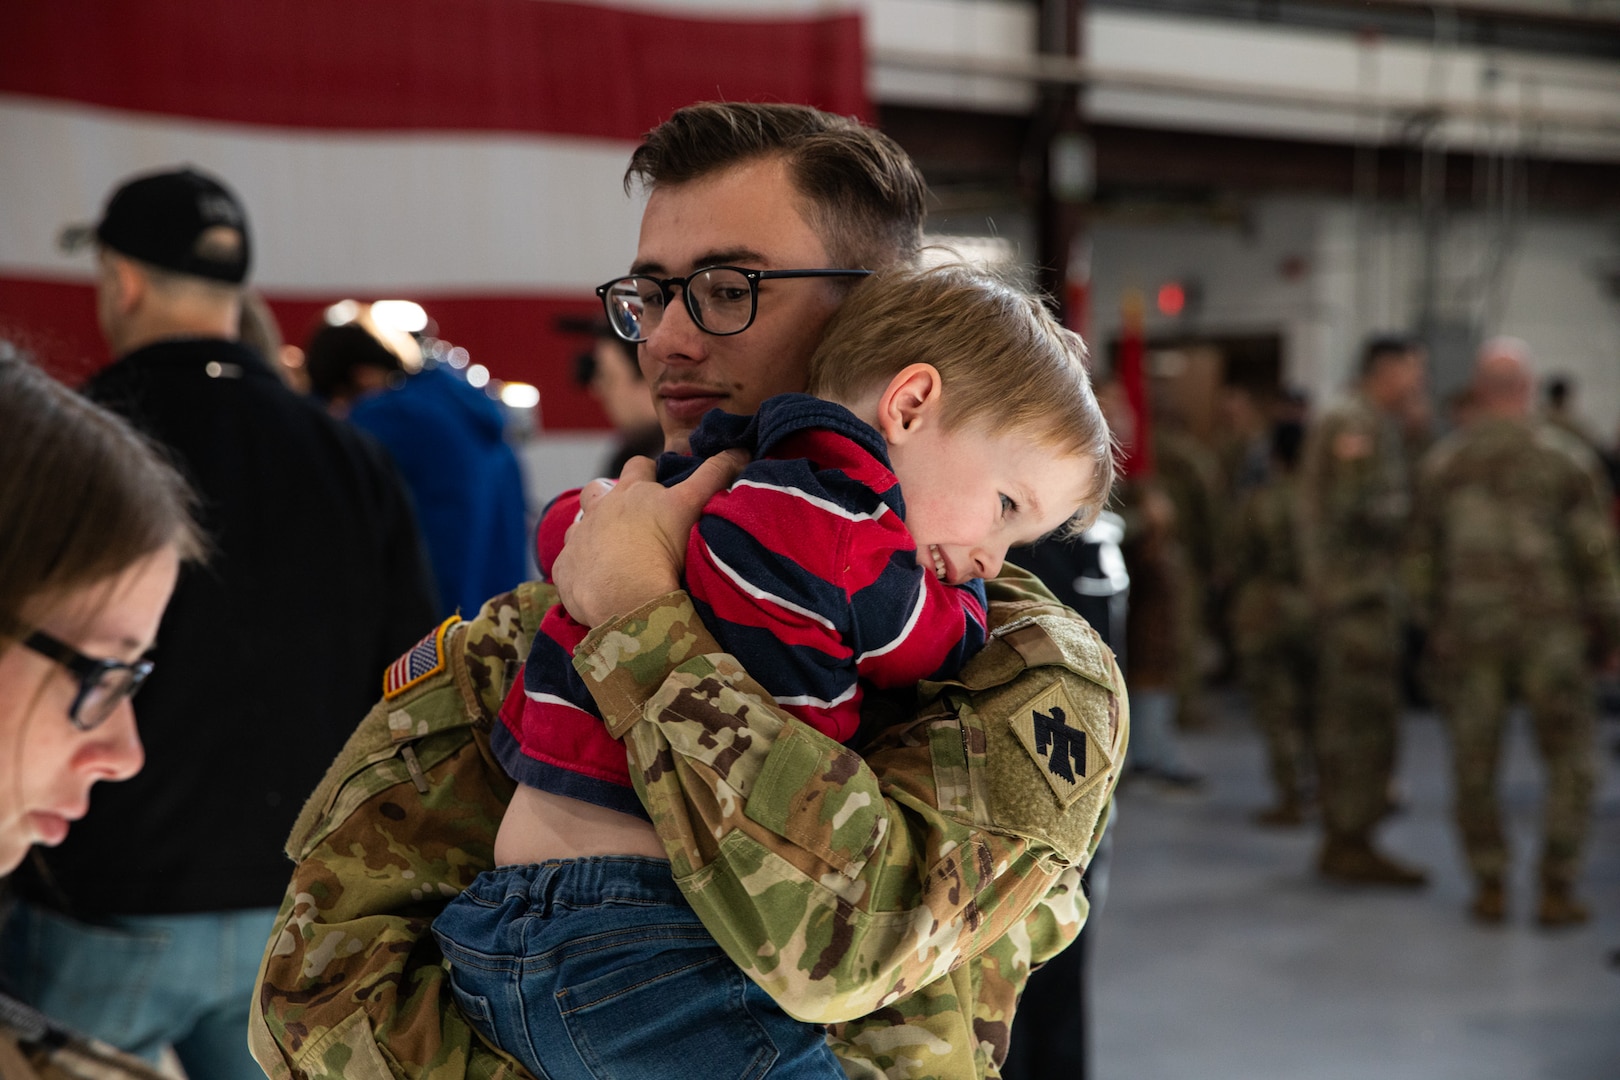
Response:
[350,366,529,617]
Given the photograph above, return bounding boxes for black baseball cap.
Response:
[61,166,252,284]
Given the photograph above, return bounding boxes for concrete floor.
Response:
[1090,695,1620,1080]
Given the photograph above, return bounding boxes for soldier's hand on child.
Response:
[554,448,750,627]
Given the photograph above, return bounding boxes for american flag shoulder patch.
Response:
[383,616,460,700]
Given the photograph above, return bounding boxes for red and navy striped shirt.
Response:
[492,394,990,818]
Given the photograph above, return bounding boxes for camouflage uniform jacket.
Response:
[1405,417,1620,649]
[252,569,1127,1080]
[0,993,169,1080]
[1228,472,1312,652]
[1298,390,1410,611]
[1153,428,1225,583]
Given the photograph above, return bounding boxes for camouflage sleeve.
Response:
[251,587,548,1080]
[1403,450,1444,631]
[823,861,1090,1080]
[1175,435,1225,580]
[1298,408,1352,591]
[1560,450,1620,649]
[572,567,1125,1027]
[1299,404,1406,598]
[1228,489,1267,588]
[820,766,1103,1077]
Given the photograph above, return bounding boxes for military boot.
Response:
[1317,834,1429,887]
[1469,876,1506,924]
[1537,880,1590,928]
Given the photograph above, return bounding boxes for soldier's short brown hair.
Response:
[625,102,926,271]
[808,262,1116,531]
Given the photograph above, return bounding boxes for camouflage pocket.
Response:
[291,1008,400,1080]
[745,721,887,880]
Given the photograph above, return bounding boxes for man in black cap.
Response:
[0,166,439,1080]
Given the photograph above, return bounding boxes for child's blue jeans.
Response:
[431,856,845,1080]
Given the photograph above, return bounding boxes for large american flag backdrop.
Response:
[0,0,867,431]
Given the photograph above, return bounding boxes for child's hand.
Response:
[553,449,749,626]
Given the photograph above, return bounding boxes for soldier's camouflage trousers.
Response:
[1237,629,1316,806]
[1431,624,1597,886]
[1315,600,1400,839]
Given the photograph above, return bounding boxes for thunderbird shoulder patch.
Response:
[1010,682,1113,806]
[383,616,460,700]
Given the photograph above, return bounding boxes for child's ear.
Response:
[875,364,944,444]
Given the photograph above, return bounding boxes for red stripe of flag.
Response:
[0,276,617,430]
[1,0,868,135]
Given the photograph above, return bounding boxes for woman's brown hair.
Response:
[0,353,204,648]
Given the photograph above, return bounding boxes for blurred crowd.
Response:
[1107,331,1620,929]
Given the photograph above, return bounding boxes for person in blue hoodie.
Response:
[306,318,530,619]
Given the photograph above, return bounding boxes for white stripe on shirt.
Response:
[857,583,929,662]
[524,690,595,714]
[773,684,859,710]
[730,478,889,524]
[705,545,839,633]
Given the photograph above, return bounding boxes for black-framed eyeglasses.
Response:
[596,266,872,344]
[21,630,155,731]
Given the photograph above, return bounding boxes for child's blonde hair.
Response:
[808,261,1116,531]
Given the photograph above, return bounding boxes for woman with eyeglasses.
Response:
[0,353,202,1080]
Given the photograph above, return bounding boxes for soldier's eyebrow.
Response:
[630,248,768,277]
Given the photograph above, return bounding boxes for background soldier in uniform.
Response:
[1298,335,1428,885]
[1152,404,1225,730]
[1230,418,1316,826]
[1407,338,1620,925]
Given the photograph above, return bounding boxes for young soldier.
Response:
[1230,417,1316,825]
[438,263,1114,1080]
[1297,335,1429,886]
[255,103,1128,1080]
